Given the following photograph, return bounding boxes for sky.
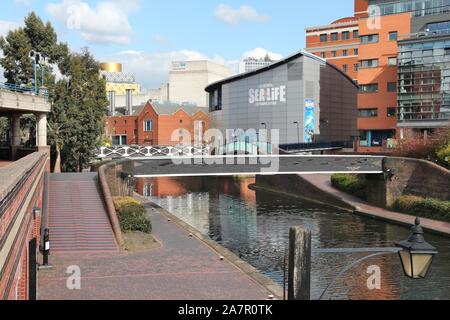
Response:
[0,0,354,89]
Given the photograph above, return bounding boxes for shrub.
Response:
[437,143,450,169]
[331,174,366,200]
[393,128,450,163]
[392,195,450,223]
[113,197,152,234]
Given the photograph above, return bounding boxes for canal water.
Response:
[135,176,450,300]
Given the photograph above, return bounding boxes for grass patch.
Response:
[391,195,450,223]
[113,197,152,234]
[331,174,366,200]
[123,231,160,252]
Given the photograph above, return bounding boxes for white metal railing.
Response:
[95,145,211,159]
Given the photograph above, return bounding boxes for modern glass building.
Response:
[398,35,450,133]
[368,0,450,17]
[394,7,450,136]
[205,51,358,149]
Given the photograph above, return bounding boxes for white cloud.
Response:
[109,47,282,90]
[46,0,139,45]
[242,48,283,61]
[111,49,237,90]
[214,4,269,26]
[0,20,22,37]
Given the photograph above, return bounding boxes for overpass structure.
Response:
[129,155,386,177]
[0,84,50,161]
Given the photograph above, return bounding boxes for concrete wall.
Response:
[0,89,50,114]
[169,61,230,108]
[366,157,450,208]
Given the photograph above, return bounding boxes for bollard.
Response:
[43,228,50,266]
[288,226,311,300]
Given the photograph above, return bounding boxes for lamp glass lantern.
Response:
[396,217,438,279]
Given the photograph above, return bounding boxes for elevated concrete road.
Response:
[131,155,385,177]
[0,88,50,114]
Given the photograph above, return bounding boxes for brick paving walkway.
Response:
[38,204,271,300]
[300,174,450,236]
[49,173,118,253]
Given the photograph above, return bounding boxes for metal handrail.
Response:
[0,82,34,94]
[0,82,48,99]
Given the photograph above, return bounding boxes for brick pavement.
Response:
[300,174,450,236]
[38,204,271,300]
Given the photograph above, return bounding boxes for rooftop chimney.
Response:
[126,89,133,115]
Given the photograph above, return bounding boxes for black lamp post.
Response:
[293,121,300,144]
[292,216,440,300]
[396,217,438,279]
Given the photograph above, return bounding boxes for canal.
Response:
[135,176,450,300]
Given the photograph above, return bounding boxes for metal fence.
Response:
[96,145,212,159]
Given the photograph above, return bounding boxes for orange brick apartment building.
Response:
[306,0,450,153]
[105,101,210,146]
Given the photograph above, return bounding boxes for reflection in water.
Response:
[136,176,450,300]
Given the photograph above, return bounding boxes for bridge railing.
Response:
[0,82,49,99]
[96,145,212,159]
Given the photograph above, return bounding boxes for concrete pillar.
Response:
[11,114,21,160]
[36,113,47,147]
[12,114,21,146]
[288,226,311,300]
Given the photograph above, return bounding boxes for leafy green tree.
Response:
[0,12,67,87]
[1,13,107,172]
[49,49,108,172]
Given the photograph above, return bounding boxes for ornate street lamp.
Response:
[396,217,438,279]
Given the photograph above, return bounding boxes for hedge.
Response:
[392,195,450,223]
[112,197,152,234]
[331,174,366,200]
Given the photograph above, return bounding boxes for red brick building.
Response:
[105,101,210,146]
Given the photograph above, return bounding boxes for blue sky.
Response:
[0,0,354,89]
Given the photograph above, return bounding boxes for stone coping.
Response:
[0,152,45,203]
[133,192,284,300]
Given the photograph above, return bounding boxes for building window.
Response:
[387,82,397,92]
[112,135,127,146]
[389,31,398,41]
[342,64,348,73]
[343,49,348,56]
[387,107,397,117]
[388,57,397,65]
[354,63,359,72]
[342,31,350,40]
[321,52,326,58]
[360,34,379,44]
[331,32,339,41]
[354,48,359,55]
[353,30,359,38]
[359,83,378,93]
[360,59,379,68]
[209,86,222,112]
[320,34,327,42]
[331,51,337,57]
[358,108,378,117]
[144,119,153,132]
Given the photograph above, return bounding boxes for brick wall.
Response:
[366,157,450,207]
[0,152,49,300]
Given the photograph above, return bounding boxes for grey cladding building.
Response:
[205,51,358,147]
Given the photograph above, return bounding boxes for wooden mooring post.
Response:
[288,226,312,300]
